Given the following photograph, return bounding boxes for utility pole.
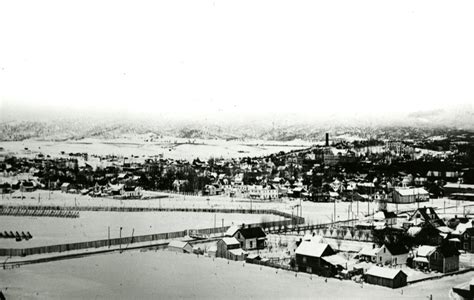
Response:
[119,227,123,252]
[108,226,110,248]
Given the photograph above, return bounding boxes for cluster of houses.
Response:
[167,224,268,262]
[1,131,473,205]
[0,130,474,203]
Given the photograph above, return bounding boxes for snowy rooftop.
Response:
[295,241,331,258]
[358,244,380,257]
[454,222,473,235]
[322,254,349,268]
[221,237,240,246]
[417,245,437,257]
[225,225,240,237]
[395,187,428,196]
[228,249,247,256]
[168,240,189,248]
[365,266,406,279]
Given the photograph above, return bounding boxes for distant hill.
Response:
[1,106,473,142]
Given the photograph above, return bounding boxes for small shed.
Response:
[61,182,71,193]
[168,240,193,253]
[365,266,407,288]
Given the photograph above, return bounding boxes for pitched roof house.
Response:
[232,226,267,250]
[295,242,335,275]
[413,243,460,273]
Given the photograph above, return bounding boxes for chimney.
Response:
[325,133,329,147]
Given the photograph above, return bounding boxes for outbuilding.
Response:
[365,266,407,288]
[168,240,193,253]
[216,237,247,261]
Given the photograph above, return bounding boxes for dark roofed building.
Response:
[232,226,267,250]
[365,266,407,288]
[410,207,445,227]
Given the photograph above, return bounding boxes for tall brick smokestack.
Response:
[325,133,329,146]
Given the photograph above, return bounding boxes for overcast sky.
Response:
[1,0,473,118]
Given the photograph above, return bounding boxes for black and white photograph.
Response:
[1,0,474,299]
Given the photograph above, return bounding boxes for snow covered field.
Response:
[0,190,466,226]
[0,211,282,248]
[0,250,464,299]
[0,137,310,161]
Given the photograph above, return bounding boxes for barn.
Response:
[365,266,407,288]
[295,242,335,275]
[167,241,193,253]
[391,188,429,204]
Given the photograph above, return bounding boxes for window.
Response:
[383,248,386,253]
[250,241,253,248]
[302,257,307,264]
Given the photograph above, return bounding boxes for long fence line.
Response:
[0,207,304,257]
[0,204,300,220]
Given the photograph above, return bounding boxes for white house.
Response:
[375,244,409,266]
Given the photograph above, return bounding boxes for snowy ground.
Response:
[0,137,310,161]
[0,211,282,248]
[0,190,467,226]
[0,249,466,299]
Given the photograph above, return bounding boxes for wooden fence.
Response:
[0,208,304,257]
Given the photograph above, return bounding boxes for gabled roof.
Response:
[295,242,333,258]
[359,244,380,257]
[225,225,240,237]
[221,237,240,246]
[417,245,437,257]
[384,244,409,256]
[322,254,348,268]
[168,240,190,248]
[366,266,406,279]
[410,207,445,227]
[237,227,266,239]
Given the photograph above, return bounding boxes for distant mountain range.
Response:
[0,105,473,142]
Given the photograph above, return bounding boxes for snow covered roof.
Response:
[417,245,437,257]
[322,254,348,268]
[454,222,473,235]
[395,187,428,196]
[444,183,474,189]
[413,257,429,263]
[228,249,248,256]
[437,226,453,234]
[225,225,240,237]
[365,266,406,279]
[295,242,332,258]
[358,245,380,257]
[221,237,240,246]
[407,226,422,237]
[168,241,190,248]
